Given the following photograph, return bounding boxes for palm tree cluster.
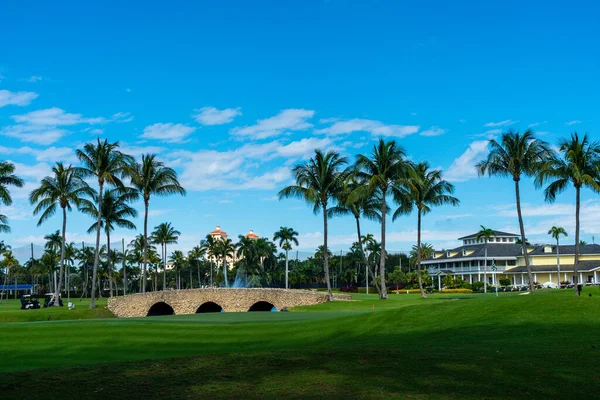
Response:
[0,139,185,308]
[479,130,599,296]
[280,140,459,300]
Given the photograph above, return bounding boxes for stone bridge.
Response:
[107,288,348,317]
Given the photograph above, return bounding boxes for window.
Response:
[489,238,494,242]
[509,238,514,242]
[502,238,507,242]
[507,260,516,266]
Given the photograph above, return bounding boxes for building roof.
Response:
[209,226,228,237]
[424,243,522,262]
[527,244,600,256]
[458,230,519,240]
[508,261,600,273]
[245,230,259,239]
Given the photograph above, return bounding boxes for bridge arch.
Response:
[196,301,224,313]
[147,301,175,316]
[248,301,277,312]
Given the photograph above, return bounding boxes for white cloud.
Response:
[173,137,336,191]
[194,106,241,125]
[8,161,52,180]
[111,112,134,123]
[0,90,38,107]
[317,118,419,138]
[120,144,165,157]
[0,125,69,145]
[89,128,104,135]
[444,140,489,182]
[275,137,336,159]
[484,120,518,127]
[566,120,581,126]
[1,204,31,221]
[473,129,501,139]
[528,121,547,128]
[12,107,105,125]
[25,76,43,83]
[0,145,76,163]
[420,126,446,137]
[231,109,314,139]
[141,123,196,143]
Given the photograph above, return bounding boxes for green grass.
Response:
[0,297,113,322]
[1,289,599,398]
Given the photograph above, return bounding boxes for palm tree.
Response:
[81,188,137,297]
[477,129,553,293]
[151,222,181,290]
[273,227,299,289]
[536,132,600,295]
[548,226,568,287]
[200,235,218,287]
[0,161,24,233]
[331,176,382,295]
[476,225,496,293]
[75,139,131,308]
[188,246,205,288]
[279,149,349,301]
[213,238,235,287]
[169,250,186,289]
[393,162,459,298]
[126,154,185,294]
[29,162,94,306]
[355,139,410,299]
[409,242,434,268]
[236,235,260,276]
[0,250,19,304]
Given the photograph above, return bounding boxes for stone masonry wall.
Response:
[108,288,351,317]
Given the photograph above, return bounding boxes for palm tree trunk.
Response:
[107,231,113,297]
[90,182,104,309]
[55,206,67,307]
[285,249,289,289]
[574,186,581,296]
[416,209,427,298]
[556,238,561,288]
[197,261,201,288]
[142,200,148,293]
[515,179,534,293]
[355,216,381,296]
[223,258,228,288]
[379,189,388,300]
[163,243,167,290]
[122,238,127,295]
[323,203,333,301]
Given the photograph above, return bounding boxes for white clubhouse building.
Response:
[421,230,600,287]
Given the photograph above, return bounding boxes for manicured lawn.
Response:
[0,297,113,322]
[1,289,599,398]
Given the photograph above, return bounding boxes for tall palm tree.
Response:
[477,129,553,293]
[188,246,205,288]
[213,238,235,287]
[236,235,260,276]
[273,227,299,289]
[44,230,62,252]
[0,250,19,304]
[151,222,181,291]
[200,235,218,287]
[548,226,568,287]
[476,225,496,293]
[29,162,94,306]
[81,188,137,297]
[0,161,24,233]
[75,139,131,308]
[126,154,185,294]
[279,149,349,301]
[355,139,410,299]
[393,162,459,298]
[536,132,600,295]
[169,250,187,290]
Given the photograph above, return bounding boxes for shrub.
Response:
[439,288,473,294]
[499,278,511,286]
[472,281,484,292]
[391,289,424,294]
[339,286,358,293]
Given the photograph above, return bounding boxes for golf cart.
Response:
[20,294,41,310]
[43,293,63,307]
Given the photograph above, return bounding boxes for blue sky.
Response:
[1,0,599,256]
